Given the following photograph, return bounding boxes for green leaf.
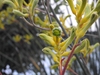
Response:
[84,4,91,16]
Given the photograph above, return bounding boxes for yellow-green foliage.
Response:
[38,0,100,70]
[1,0,100,74]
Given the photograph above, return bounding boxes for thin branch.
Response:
[0,52,19,66]
[68,68,78,75]
[35,8,47,14]
[43,0,52,23]
[29,56,40,71]
[80,54,91,75]
[74,54,91,75]
[85,34,99,38]
[35,8,54,18]
[21,17,50,30]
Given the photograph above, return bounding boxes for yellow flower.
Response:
[13,34,22,42]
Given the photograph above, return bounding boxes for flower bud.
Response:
[52,27,61,36]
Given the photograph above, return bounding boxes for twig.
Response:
[36,8,47,13]
[80,54,91,75]
[21,17,50,30]
[85,34,99,38]
[29,56,40,71]
[68,68,78,75]
[35,8,53,17]
[0,52,19,66]
[74,54,90,75]
[43,0,52,23]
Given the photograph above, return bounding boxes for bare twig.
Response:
[0,52,19,66]
[21,17,50,30]
[74,54,91,75]
[42,0,52,23]
[29,57,40,71]
[35,8,54,17]
[35,8,47,14]
[68,68,78,75]
[80,54,91,75]
[85,34,99,38]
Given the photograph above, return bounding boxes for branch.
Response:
[0,52,19,66]
[22,17,50,30]
[42,0,52,23]
[74,54,91,75]
[68,68,78,75]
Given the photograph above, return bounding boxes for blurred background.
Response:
[0,0,100,75]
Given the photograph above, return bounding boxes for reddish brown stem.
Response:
[61,58,65,62]
[59,59,62,75]
[62,44,80,75]
[59,58,65,75]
